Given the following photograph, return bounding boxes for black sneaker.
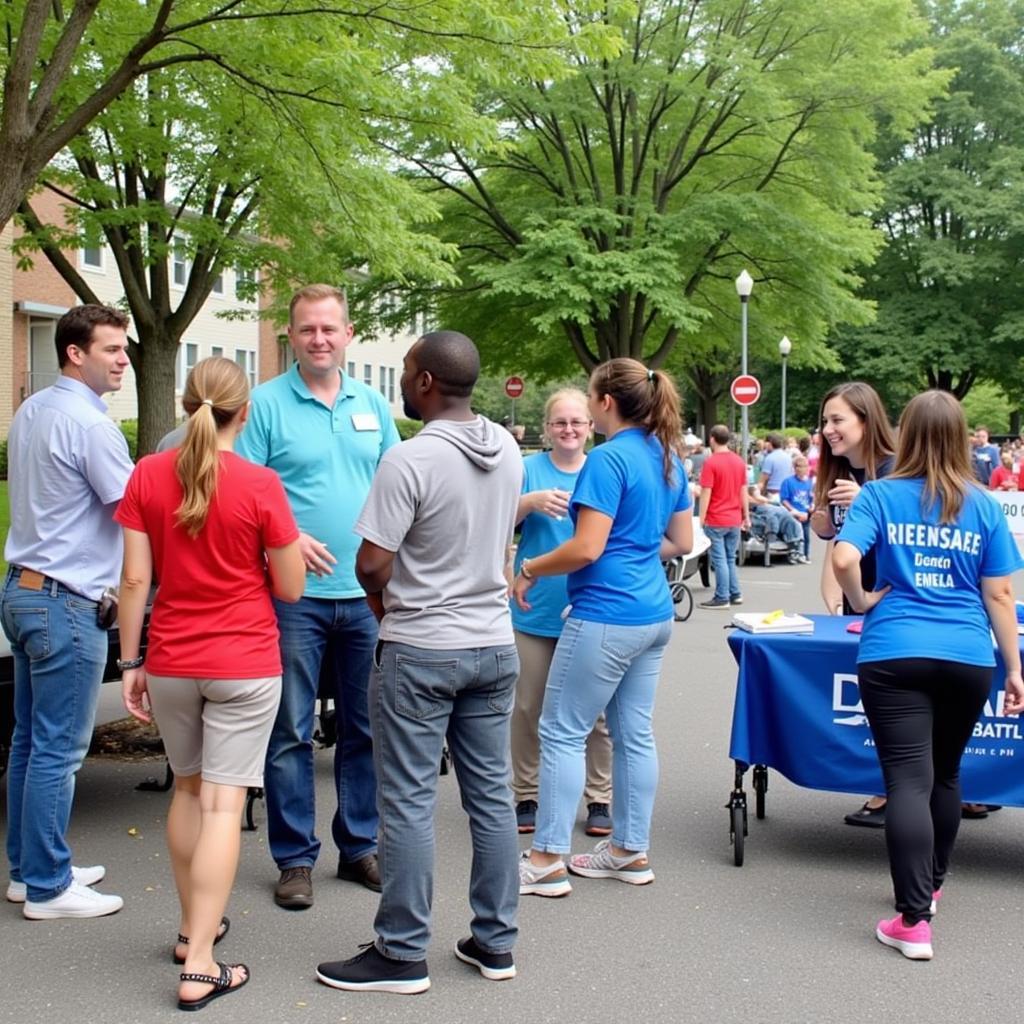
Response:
[454,936,516,981]
[316,943,429,994]
[730,595,743,606]
[584,802,612,836]
[516,800,537,834]
[699,597,731,609]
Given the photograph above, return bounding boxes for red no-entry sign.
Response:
[505,376,525,399]
[730,374,761,407]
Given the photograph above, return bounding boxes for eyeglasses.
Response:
[547,419,591,429]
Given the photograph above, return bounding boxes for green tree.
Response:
[0,0,605,235]
[853,0,1024,401]
[12,1,612,453]
[362,0,944,403]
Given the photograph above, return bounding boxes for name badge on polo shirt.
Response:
[352,413,380,432]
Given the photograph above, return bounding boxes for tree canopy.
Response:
[10,0,613,452]
[359,0,945,406]
[845,0,1024,401]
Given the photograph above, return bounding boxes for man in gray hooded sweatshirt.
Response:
[316,331,523,995]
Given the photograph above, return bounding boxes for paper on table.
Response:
[732,612,814,635]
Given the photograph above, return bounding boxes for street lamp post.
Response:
[735,270,754,469]
[778,334,792,431]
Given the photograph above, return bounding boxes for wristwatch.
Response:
[116,656,145,671]
[520,559,534,580]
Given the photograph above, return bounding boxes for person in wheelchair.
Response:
[747,487,808,564]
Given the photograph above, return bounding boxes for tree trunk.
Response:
[131,329,180,457]
[1011,410,1021,437]
[697,392,718,434]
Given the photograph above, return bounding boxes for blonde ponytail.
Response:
[175,357,249,536]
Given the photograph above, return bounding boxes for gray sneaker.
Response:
[275,866,313,909]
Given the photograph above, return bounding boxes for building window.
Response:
[176,342,199,390]
[235,266,257,300]
[379,366,387,396]
[388,367,396,403]
[211,270,224,295]
[172,236,188,287]
[235,348,256,388]
[347,360,356,378]
[81,246,103,271]
[363,364,372,388]
[27,318,60,394]
[211,346,223,359]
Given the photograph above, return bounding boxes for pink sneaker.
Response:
[876,915,933,960]
[930,889,941,916]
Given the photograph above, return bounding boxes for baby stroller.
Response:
[663,519,712,622]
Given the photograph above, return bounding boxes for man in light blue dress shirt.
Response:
[236,284,400,909]
[2,304,135,920]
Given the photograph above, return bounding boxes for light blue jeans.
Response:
[533,616,673,854]
[371,640,520,961]
[704,525,741,602]
[2,569,107,901]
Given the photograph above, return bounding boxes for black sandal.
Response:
[178,961,249,1012]
[172,916,231,965]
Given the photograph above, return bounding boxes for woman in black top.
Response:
[810,382,896,827]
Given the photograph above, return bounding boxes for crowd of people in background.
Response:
[3,296,1021,1009]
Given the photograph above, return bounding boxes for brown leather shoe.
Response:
[336,854,382,892]
[274,866,313,909]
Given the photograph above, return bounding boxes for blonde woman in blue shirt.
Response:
[513,359,692,895]
[834,390,1024,961]
[511,389,613,838]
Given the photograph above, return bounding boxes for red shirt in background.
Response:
[699,449,748,527]
[989,465,1023,492]
[115,449,299,678]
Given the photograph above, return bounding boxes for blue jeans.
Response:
[534,617,673,854]
[266,596,378,868]
[371,640,519,961]
[704,525,741,601]
[2,570,107,901]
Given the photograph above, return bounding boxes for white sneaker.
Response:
[518,852,572,897]
[6,865,106,904]
[23,881,123,920]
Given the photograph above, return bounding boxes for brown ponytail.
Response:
[589,358,684,482]
[175,357,250,536]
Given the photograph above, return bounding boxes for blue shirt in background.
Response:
[760,448,794,492]
[838,479,1024,666]
[779,474,813,515]
[567,429,691,625]
[512,452,581,638]
[236,364,400,599]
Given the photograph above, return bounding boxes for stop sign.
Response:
[505,376,525,399]
[730,374,761,407]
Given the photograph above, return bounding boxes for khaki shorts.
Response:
[147,674,282,788]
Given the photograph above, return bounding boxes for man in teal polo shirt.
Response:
[237,284,400,909]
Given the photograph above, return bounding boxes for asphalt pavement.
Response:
[2,538,1022,1023]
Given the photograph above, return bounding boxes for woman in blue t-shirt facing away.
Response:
[512,358,693,896]
[510,389,614,839]
[833,390,1024,962]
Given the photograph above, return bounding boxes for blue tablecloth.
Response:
[727,615,1024,805]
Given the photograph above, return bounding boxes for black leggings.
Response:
[858,658,992,924]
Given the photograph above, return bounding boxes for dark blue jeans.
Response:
[266,596,378,868]
[2,570,107,901]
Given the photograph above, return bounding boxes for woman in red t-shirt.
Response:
[116,358,304,1011]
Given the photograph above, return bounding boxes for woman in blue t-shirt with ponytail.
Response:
[512,358,693,896]
[834,390,1024,962]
